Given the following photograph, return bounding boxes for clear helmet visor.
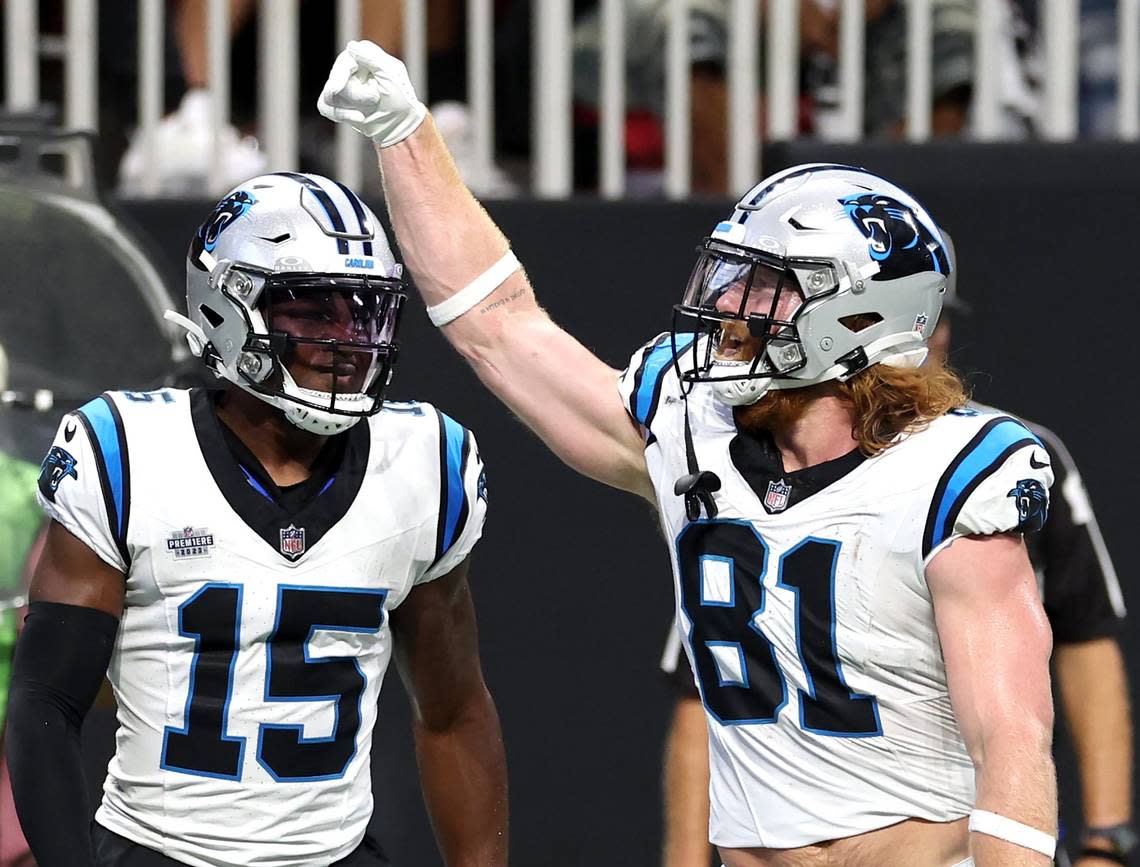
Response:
[264,278,403,401]
[676,242,829,382]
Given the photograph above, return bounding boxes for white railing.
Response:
[3,0,1139,198]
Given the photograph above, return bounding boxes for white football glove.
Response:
[318,40,427,148]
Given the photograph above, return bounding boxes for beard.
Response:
[732,383,830,436]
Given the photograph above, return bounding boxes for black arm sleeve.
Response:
[1028,424,1126,644]
[5,601,119,867]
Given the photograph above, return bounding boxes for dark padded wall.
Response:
[74,144,1138,865]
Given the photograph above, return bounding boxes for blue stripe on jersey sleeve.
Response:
[927,417,1041,554]
[76,395,130,559]
[634,333,695,425]
[440,413,469,555]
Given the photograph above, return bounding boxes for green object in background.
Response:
[0,452,44,726]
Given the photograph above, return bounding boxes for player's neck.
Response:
[214,388,331,486]
[769,395,859,472]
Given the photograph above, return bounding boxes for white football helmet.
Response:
[170,172,406,434]
[673,163,950,406]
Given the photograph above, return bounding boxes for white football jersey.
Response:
[619,334,1053,849]
[36,388,487,867]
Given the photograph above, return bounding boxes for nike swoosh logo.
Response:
[63,421,76,442]
[1029,452,1050,469]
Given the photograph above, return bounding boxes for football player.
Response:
[5,173,508,867]
[659,233,1133,867]
[319,42,1056,867]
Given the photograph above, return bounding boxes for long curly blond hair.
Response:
[838,359,970,456]
[734,358,969,457]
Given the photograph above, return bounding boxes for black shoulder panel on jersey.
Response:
[922,415,1041,558]
[74,394,132,567]
[431,409,472,569]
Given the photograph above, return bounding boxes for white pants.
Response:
[950,860,974,867]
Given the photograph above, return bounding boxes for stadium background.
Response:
[1,2,1139,865]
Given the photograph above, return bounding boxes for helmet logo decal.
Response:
[838,193,949,281]
[189,190,256,269]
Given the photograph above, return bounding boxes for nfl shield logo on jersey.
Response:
[279,524,306,560]
[763,479,792,514]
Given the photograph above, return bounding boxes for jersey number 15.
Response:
[161,583,387,782]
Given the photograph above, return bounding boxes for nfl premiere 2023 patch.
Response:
[279,524,307,560]
[166,527,215,559]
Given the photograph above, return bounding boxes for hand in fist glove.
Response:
[318,40,427,148]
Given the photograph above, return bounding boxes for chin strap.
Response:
[673,390,721,521]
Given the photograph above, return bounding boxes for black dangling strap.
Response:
[673,392,721,521]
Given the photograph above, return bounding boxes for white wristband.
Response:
[426,250,521,327]
[968,810,1056,858]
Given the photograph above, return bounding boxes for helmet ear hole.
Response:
[199,304,225,328]
[838,313,883,333]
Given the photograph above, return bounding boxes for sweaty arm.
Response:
[927,533,1056,867]
[6,519,124,867]
[391,556,508,867]
[318,41,652,499]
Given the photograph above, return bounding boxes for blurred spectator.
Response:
[119,0,267,196]
[572,0,1039,193]
[118,0,518,196]
[1078,0,1118,136]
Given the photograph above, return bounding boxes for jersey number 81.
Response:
[677,520,881,736]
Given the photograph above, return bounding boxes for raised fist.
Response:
[318,40,427,148]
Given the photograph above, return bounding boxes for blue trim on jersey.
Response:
[634,333,695,425]
[675,519,788,727]
[775,537,883,739]
[929,418,1042,552]
[440,414,468,556]
[698,555,736,607]
[76,395,128,544]
[705,641,749,687]
[239,465,274,501]
[256,584,387,783]
[160,582,247,781]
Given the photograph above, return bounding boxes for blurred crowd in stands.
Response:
[0,0,1130,193]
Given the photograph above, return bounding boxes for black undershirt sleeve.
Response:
[6,601,119,867]
[1031,428,1124,643]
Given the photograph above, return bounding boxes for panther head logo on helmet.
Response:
[189,190,257,268]
[838,193,950,281]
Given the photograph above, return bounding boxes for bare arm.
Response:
[318,41,652,498]
[927,533,1056,867]
[391,557,508,867]
[376,123,652,497]
[662,696,715,867]
[1054,638,1133,857]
